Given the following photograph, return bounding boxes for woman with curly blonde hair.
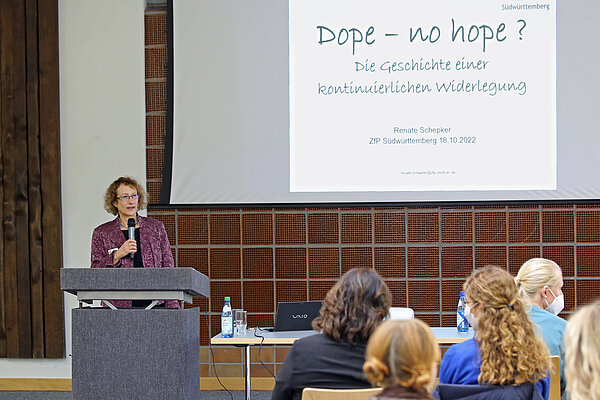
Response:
[564,299,600,400]
[272,268,392,400]
[363,319,440,399]
[438,266,550,399]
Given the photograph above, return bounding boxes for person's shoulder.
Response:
[530,305,567,328]
[548,312,567,329]
[139,216,165,229]
[445,338,477,358]
[450,337,477,351]
[296,332,366,347]
[293,332,328,347]
[291,333,353,353]
[93,218,118,234]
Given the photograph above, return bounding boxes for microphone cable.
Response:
[253,327,276,378]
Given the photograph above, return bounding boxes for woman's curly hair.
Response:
[363,319,440,393]
[465,265,550,386]
[565,299,600,400]
[312,268,391,345]
[103,176,147,215]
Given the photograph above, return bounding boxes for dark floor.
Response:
[0,391,272,400]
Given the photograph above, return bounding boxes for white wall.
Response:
[0,0,147,378]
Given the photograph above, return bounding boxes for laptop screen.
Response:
[273,301,322,332]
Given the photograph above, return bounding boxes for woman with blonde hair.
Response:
[438,266,550,399]
[363,319,439,399]
[515,258,567,395]
[564,299,600,400]
[272,268,392,400]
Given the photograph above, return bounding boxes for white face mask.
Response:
[464,304,479,330]
[544,288,564,315]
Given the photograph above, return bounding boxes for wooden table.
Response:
[211,327,474,400]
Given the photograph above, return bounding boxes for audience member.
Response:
[363,319,440,400]
[564,299,600,400]
[438,266,550,400]
[515,258,567,394]
[271,268,392,400]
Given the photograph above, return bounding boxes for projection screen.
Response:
[166,0,600,205]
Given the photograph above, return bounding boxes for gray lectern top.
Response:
[61,267,209,306]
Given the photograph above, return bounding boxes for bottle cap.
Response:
[224,297,230,301]
[460,291,465,296]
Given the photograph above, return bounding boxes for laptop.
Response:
[273,301,322,332]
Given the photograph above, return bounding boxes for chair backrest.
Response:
[548,355,560,400]
[388,307,414,320]
[301,387,382,400]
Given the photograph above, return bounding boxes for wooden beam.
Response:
[0,0,5,358]
[13,0,34,359]
[200,377,276,391]
[38,0,64,358]
[0,0,21,358]
[0,378,72,391]
[0,0,4,359]
[0,377,277,392]
[25,0,45,358]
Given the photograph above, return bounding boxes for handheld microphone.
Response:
[128,218,136,259]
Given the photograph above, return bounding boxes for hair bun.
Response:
[363,359,389,384]
[413,370,432,389]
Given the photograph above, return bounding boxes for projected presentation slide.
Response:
[290,0,556,192]
[170,0,600,205]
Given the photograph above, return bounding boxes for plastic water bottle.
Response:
[221,297,233,338]
[457,291,469,332]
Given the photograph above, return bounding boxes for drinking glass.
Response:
[232,309,242,333]
[234,310,247,335]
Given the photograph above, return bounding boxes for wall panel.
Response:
[0,0,64,359]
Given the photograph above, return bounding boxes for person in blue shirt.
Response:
[515,258,567,396]
[439,266,550,400]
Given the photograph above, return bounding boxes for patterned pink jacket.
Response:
[91,215,179,308]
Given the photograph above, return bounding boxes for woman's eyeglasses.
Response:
[116,194,140,201]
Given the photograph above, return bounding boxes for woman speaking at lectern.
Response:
[90,176,178,308]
